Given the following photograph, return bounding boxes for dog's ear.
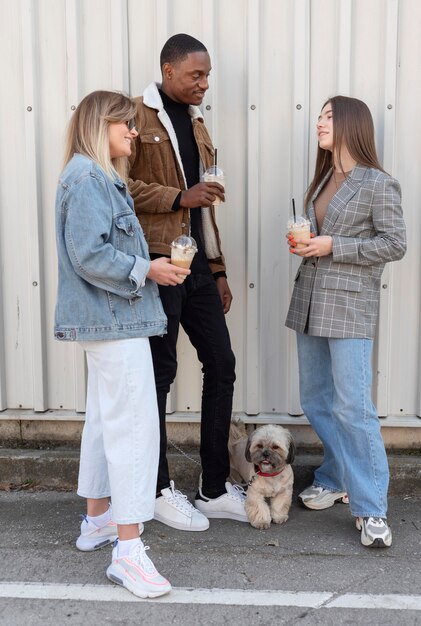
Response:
[245,431,254,462]
[286,436,296,465]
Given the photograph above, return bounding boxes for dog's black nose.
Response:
[262,449,270,458]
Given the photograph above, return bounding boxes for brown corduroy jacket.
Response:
[128,82,226,274]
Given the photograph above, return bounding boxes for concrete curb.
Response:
[0,448,420,495]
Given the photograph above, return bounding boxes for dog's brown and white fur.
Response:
[229,421,295,529]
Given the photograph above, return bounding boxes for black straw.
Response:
[292,198,296,222]
[214,148,217,168]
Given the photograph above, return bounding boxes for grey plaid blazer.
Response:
[285,165,406,339]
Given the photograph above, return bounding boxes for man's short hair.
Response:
[160,33,207,68]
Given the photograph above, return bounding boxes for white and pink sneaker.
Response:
[107,539,171,598]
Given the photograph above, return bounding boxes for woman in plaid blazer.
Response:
[285,96,406,548]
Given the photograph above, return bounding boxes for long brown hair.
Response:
[63,90,136,180]
[305,95,385,209]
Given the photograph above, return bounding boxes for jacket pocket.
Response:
[138,130,174,181]
[140,130,170,145]
[115,215,140,236]
[115,215,142,254]
[321,275,362,292]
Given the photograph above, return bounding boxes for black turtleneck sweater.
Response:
[159,89,210,275]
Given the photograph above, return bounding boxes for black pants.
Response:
[149,273,236,497]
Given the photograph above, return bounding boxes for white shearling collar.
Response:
[142,82,204,121]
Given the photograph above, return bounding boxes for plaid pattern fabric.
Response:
[286,166,406,339]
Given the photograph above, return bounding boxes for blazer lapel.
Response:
[319,165,368,235]
[307,169,332,234]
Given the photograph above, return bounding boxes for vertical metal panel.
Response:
[336,0,352,94]
[0,14,5,410]
[0,0,7,409]
[127,0,162,94]
[0,292,5,409]
[64,0,87,412]
[0,268,5,409]
[0,0,33,410]
[391,0,421,418]
[0,0,419,422]
[65,0,80,105]
[244,0,260,414]
[110,0,129,93]
[287,0,310,416]
[207,0,248,414]
[375,0,399,416]
[20,0,48,410]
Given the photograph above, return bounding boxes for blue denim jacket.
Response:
[54,154,167,341]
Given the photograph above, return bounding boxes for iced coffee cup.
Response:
[170,235,197,282]
[287,216,311,249]
[202,165,225,205]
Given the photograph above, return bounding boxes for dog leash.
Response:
[167,437,202,467]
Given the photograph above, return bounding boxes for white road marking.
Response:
[0,582,420,610]
[328,593,421,610]
[0,583,329,607]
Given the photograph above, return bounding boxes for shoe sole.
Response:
[194,508,248,522]
[299,493,347,510]
[76,522,144,551]
[106,567,172,598]
[154,513,209,531]
[361,536,392,548]
[76,535,118,551]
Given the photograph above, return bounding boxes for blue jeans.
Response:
[296,333,389,518]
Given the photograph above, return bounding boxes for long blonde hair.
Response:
[63,90,136,180]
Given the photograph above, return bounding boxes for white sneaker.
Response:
[194,481,248,522]
[106,539,171,599]
[76,514,118,551]
[356,516,392,548]
[76,514,144,552]
[298,485,348,510]
[154,480,209,531]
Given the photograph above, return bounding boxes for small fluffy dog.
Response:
[229,420,295,529]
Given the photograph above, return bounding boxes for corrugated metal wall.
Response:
[1,0,419,421]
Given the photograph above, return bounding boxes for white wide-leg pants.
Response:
[77,338,159,525]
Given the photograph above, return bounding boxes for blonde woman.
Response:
[55,90,188,598]
[286,96,406,548]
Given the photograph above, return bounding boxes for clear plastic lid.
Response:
[204,165,224,177]
[171,235,198,251]
[287,215,311,229]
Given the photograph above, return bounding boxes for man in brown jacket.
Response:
[129,34,247,531]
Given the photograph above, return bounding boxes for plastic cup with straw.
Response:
[287,198,311,249]
[202,148,225,205]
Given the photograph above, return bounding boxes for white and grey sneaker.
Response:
[298,485,348,510]
[76,514,118,551]
[356,516,392,548]
[195,481,248,522]
[154,481,209,531]
[76,513,144,552]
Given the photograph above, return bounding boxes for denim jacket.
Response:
[54,154,167,341]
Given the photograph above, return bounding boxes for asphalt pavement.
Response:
[0,488,420,626]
